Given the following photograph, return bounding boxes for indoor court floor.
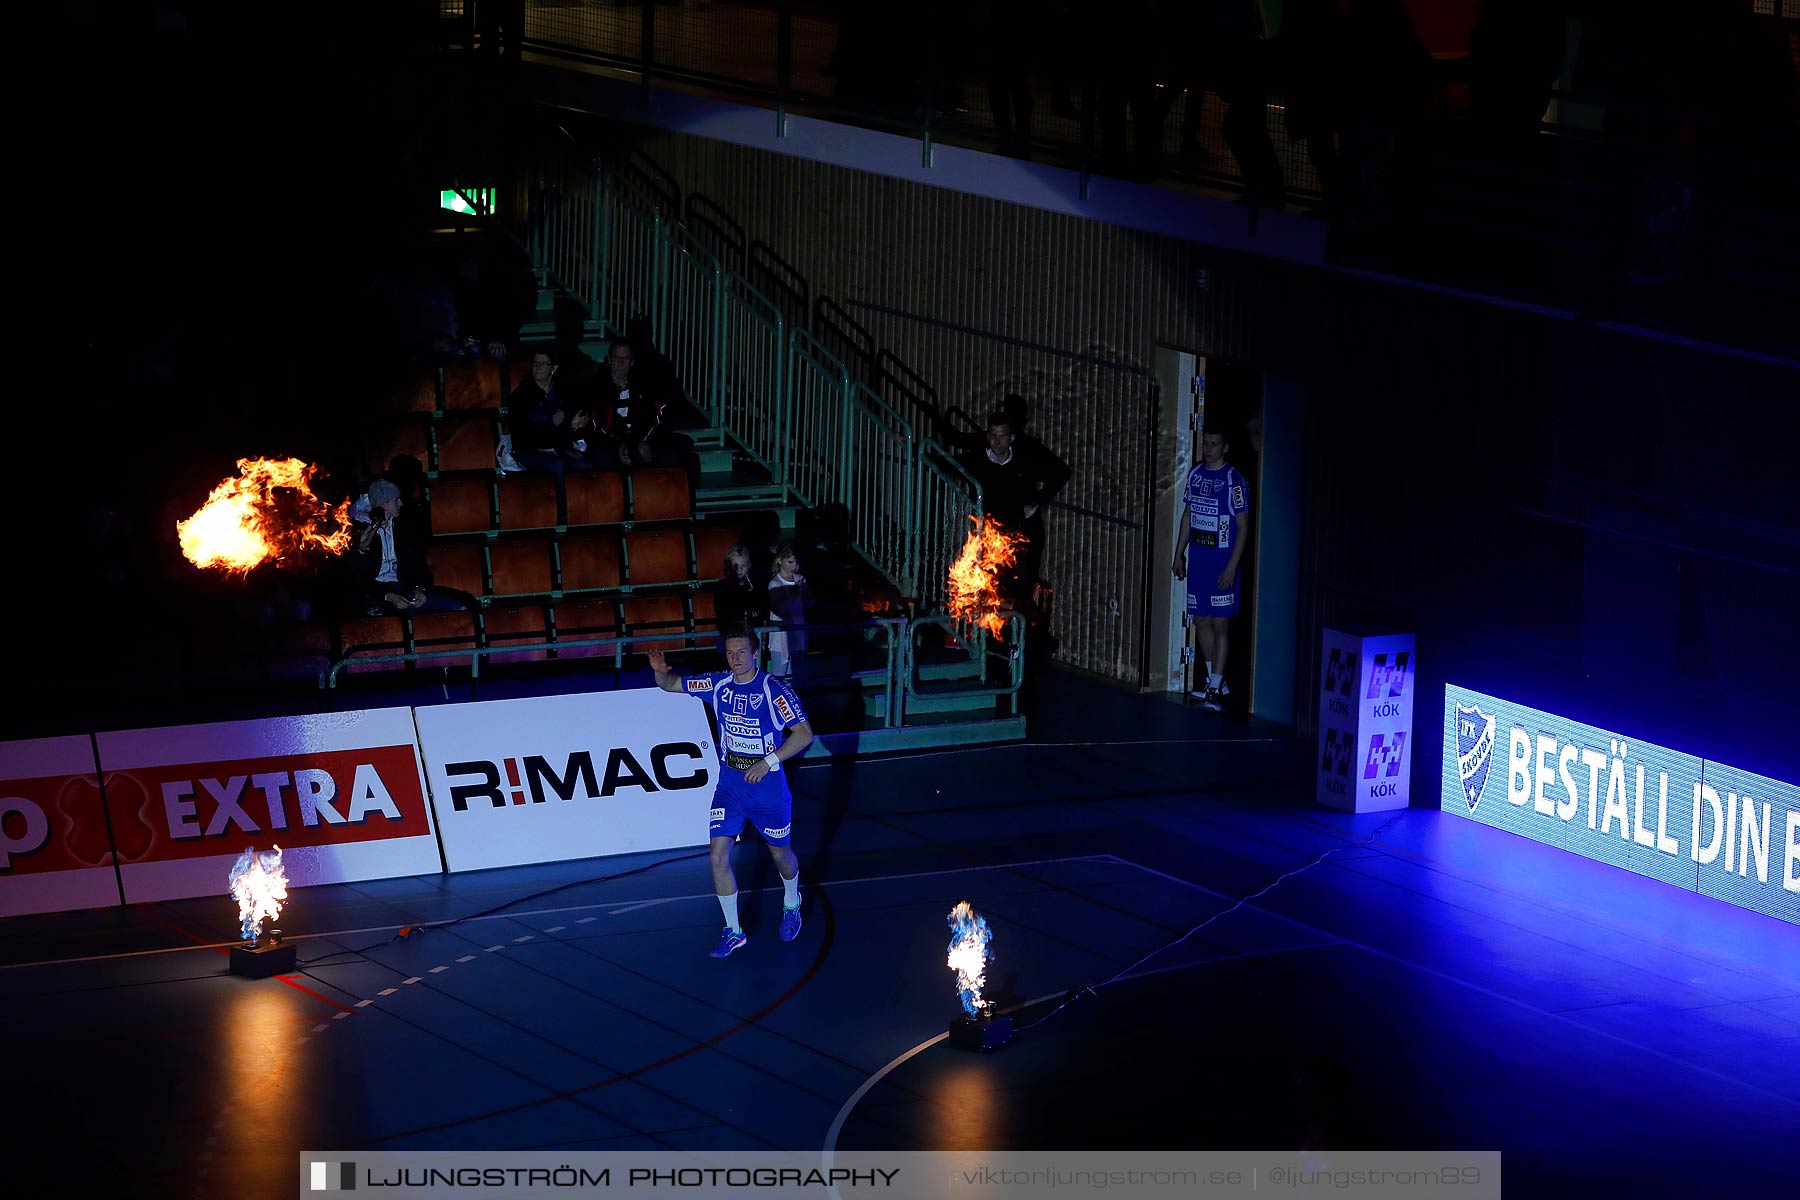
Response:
[5,673,1795,1197]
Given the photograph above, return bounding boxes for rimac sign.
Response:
[1442,685,1798,926]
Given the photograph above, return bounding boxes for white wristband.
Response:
[763,753,782,772]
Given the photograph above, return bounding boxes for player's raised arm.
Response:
[647,649,681,692]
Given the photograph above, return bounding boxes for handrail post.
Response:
[707,260,726,425]
[597,179,614,327]
[773,312,789,493]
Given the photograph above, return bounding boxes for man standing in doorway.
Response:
[648,630,813,957]
[1173,427,1252,711]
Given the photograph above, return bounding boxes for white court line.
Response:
[1103,854,1798,1107]
[820,940,1336,1164]
[1,855,1118,971]
[825,851,1799,1162]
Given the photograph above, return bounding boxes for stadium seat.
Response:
[403,368,442,414]
[443,360,504,410]
[690,589,717,631]
[434,414,499,474]
[622,595,687,652]
[496,475,560,531]
[557,532,623,592]
[625,528,689,587]
[566,471,626,527]
[368,417,430,477]
[630,467,692,522]
[553,598,619,658]
[426,479,492,535]
[336,615,407,674]
[426,542,487,597]
[488,538,554,598]
[267,621,334,684]
[482,604,551,664]
[409,610,478,660]
[691,525,744,582]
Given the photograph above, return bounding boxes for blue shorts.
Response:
[1186,546,1239,618]
[709,770,794,847]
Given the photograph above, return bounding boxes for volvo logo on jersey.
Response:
[416,690,720,872]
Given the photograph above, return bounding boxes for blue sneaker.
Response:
[709,928,748,958]
[780,903,803,942]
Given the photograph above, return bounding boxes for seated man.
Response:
[590,337,686,467]
[351,479,475,615]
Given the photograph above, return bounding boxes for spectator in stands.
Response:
[506,348,595,523]
[766,541,813,676]
[591,337,674,467]
[714,545,769,649]
[959,408,1069,611]
[350,480,475,615]
[626,313,701,430]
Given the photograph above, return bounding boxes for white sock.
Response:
[1205,660,1215,679]
[782,871,800,909]
[1208,671,1223,689]
[718,892,741,933]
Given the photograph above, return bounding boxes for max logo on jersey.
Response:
[773,695,796,723]
[685,678,713,693]
[1230,484,1244,509]
[1456,704,1496,812]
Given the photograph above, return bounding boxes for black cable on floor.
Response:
[299,849,711,966]
[1011,810,1411,1035]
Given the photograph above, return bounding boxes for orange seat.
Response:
[489,538,554,597]
[483,604,551,664]
[267,621,334,683]
[626,528,690,587]
[336,615,407,673]
[443,360,504,410]
[630,467,692,522]
[553,598,619,658]
[497,475,560,531]
[435,414,498,474]
[404,368,442,413]
[691,525,744,582]
[567,471,626,527]
[409,610,478,657]
[369,417,431,477]
[426,479,492,535]
[558,532,623,592]
[427,542,487,597]
[622,595,686,652]
[690,589,718,630]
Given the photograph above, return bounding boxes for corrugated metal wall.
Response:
[604,126,1800,713]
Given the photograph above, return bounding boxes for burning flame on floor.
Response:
[177,457,352,573]
[946,517,1024,637]
[228,846,288,945]
[947,901,994,1017]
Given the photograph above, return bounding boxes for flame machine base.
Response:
[948,1011,1013,1053]
[230,941,297,978]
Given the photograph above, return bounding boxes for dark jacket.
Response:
[715,574,769,632]
[589,371,667,448]
[508,381,573,453]
[352,510,431,594]
[958,440,1071,532]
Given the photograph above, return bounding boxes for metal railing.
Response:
[512,169,980,604]
[913,439,984,613]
